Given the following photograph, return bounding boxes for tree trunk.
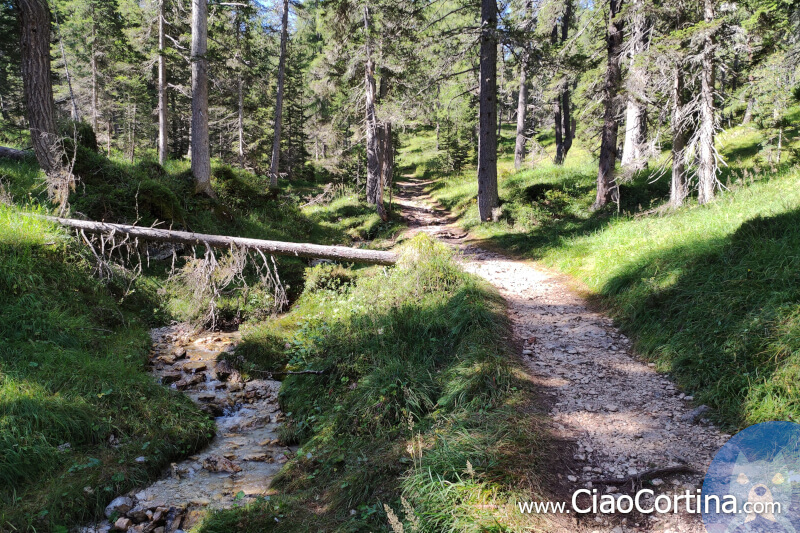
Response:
[39,215,399,265]
[562,88,573,159]
[0,94,8,120]
[158,0,168,166]
[191,0,213,196]
[592,0,625,210]
[670,66,688,207]
[477,0,499,221]
[363,6,386,220]
[742,95,754,125]
[269,0,289,188]
[91,20,98,133]
[621,0,648,170]
[53,7,79,122]
[697,0,717,205]
[129,103,136,163]
[514,57,528,170]
[18,0,59,175]
[238,76,245,166]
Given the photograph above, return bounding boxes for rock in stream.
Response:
[77,324,293,533]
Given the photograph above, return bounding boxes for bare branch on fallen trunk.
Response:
[35,215,398,265]
[0,146,31,161]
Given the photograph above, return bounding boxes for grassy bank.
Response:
[0,207,215,531]
[0,146,404,531]
[200,236,545,532]
[403,124,800,430]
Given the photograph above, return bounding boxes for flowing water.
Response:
[78,324,293,533]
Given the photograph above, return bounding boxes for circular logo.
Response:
[703,421,800,532]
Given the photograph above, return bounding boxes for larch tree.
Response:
[592,0,625,210]
[269,0,289,189]
[363,4,386,220]
[191,0,213,196]
[477,0,499,222]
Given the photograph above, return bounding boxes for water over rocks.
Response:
[77,324,293,533]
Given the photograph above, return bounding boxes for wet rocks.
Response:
[202,454,242,473]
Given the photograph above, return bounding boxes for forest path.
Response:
[393,176,728,533]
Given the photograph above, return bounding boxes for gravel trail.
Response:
[394,177,727,532]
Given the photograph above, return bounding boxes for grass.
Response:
[199,235,546,532]
[0,140,408,530]
[404,118,800,430]
[0,206,215,531]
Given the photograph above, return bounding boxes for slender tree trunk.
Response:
[91,20,98,133]
[554,96,564,164]
[18,0,59,175]
[670,66,688,207]
[238,77,245,166]
[191,0,213,196]
[52,7,79,122]
[562,88,573,158]
[363,6,386,220]
[0,94,8,120]
[107,118,112,155]
[592,0,625,210]
[697,0,717,205]
[514,57,528,170]
[158,0,168,166]
[621,0,648,170]
[269,0,289,188]
[129,103,136,163]
[742,95,754,125]
[477,0,499,221]
[560,0,574,162]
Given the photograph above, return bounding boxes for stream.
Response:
[78,324,294,533]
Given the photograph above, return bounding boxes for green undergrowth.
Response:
[0,207,215,531]
[405,121,800,430]
[201,235,546,532]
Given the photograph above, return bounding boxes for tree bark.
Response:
[592,0,625,210]
[514,56,528,170]
[363,6,387,220]
[477,0,499,221]
[17,0,60,176]
[621,0,648,170]
[697,0,717,205]
[158,0,168,166]
[129,102,136,163]
[91,19,98,133]
[38,215,399,265]
[269,0,289,189]
[553,1,574,165]
[191,0,213,196]
[670,66,688,207]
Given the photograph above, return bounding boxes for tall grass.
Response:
[200,235,545,532]
[0,206,214,531]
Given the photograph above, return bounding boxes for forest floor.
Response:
[393,175,729,532]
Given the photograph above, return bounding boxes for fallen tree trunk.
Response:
[0,146,31,161]
[39,215,398,265]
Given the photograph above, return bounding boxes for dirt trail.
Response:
[394,177,728,533]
